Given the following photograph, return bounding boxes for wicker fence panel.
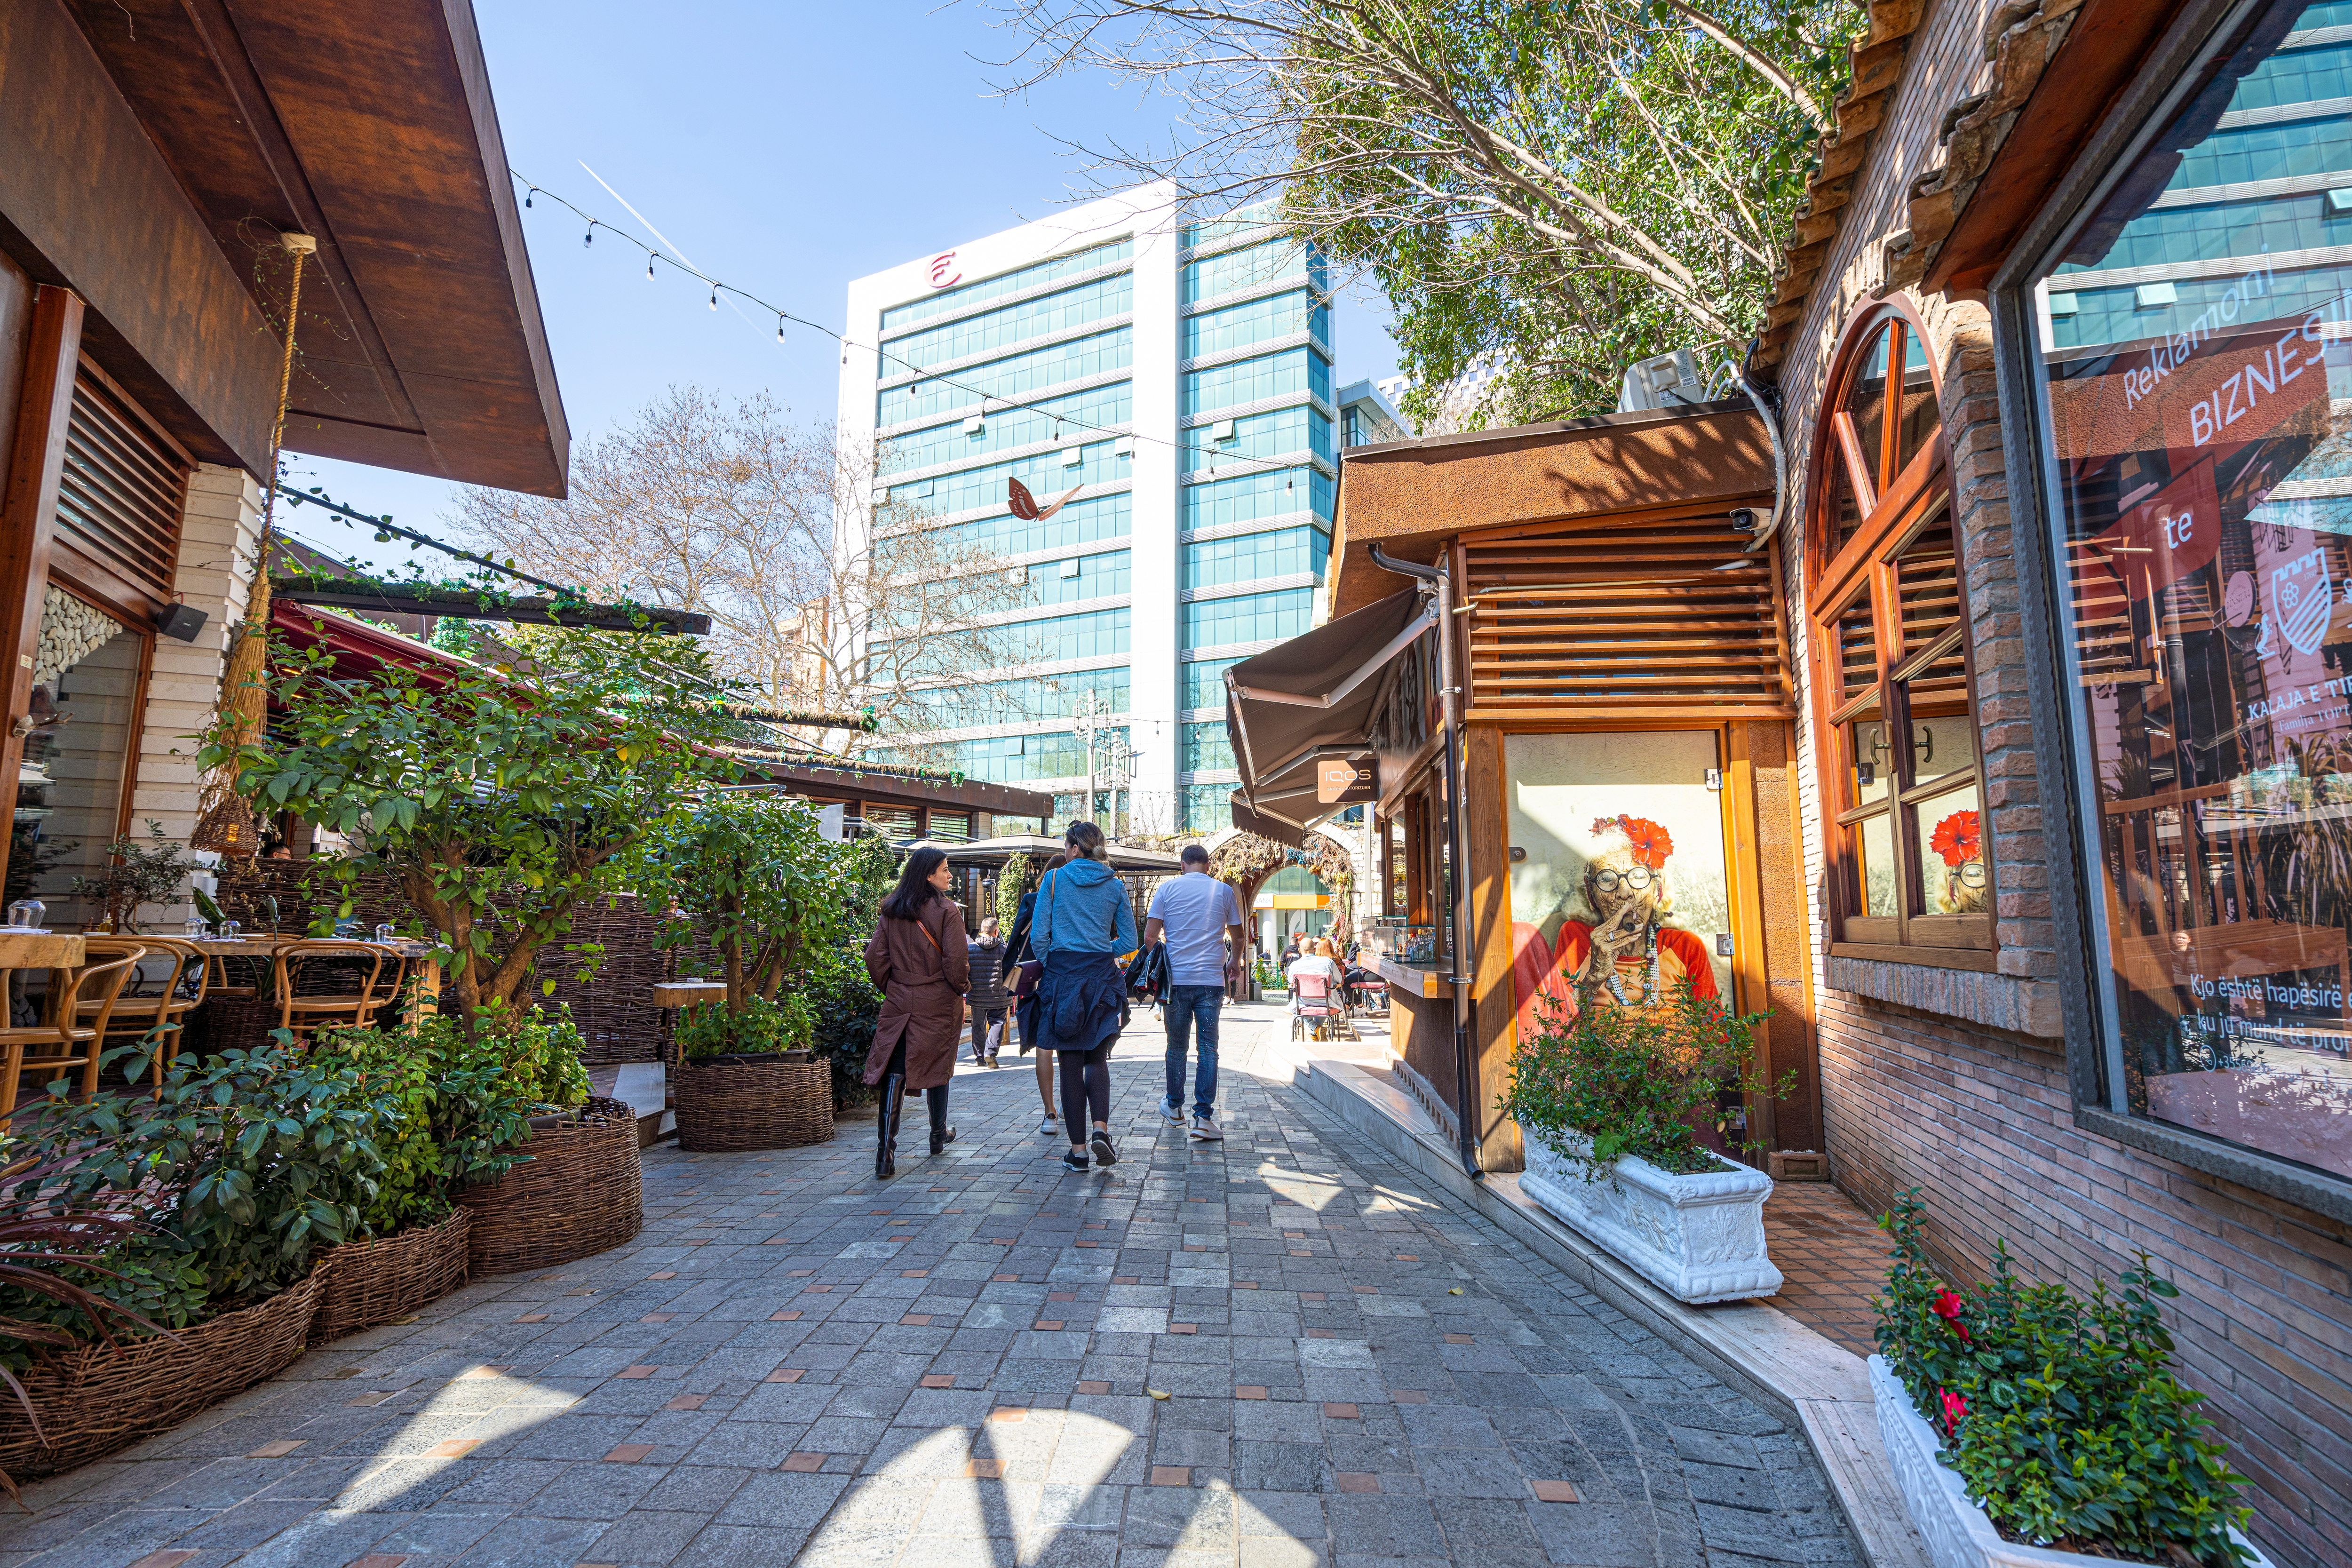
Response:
[455,1096,644,1275]
[212,864,672,1064]
[308,1208,470,1344]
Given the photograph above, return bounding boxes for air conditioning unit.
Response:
[1616,348,1707,414]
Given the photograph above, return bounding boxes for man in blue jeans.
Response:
[1143,844,1246,1140]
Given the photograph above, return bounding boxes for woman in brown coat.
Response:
[863,844,969,1179]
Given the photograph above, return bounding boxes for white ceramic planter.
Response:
[1519,1130,1780,1303]
[1869,1355,2273,1568]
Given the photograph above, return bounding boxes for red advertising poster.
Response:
[2086,456,2222,598]
[2044,293,2331,466]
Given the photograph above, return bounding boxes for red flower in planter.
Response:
[1929,809,1981,869]
[1931,1288,1971,1343]
[1940,1388,1969,1436]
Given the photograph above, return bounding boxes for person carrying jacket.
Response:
[861,845,968,1180]
[966,915,1009,1067]
[1029,820,1137,1173]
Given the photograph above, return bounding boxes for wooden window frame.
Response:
[1808,303,1995,970]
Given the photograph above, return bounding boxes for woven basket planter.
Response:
[307,1208,470,1345]
[0,1270,321,1480]
[675,1054,833,1152]
[456,1096,643,1275]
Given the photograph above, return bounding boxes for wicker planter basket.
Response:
[307,1208,470,1344]
[675,1054,833,1152]
[456,1096,643,1275]
[0,1270,322,1480]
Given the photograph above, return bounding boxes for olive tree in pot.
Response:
[656,796,855,1150]
[1503,984,1789,1303]
[198,623,741,1036]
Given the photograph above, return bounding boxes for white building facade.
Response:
[841,187,1394,834]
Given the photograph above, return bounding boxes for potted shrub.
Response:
[301,1021,548,1341]
[0,1042,394,1477]
[1503,985,1788,1303]
[1870,1194,2269,1568]
[435,1008,643,1275]
[653,795,852,1150]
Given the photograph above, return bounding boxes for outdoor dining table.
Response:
[186,935,445,1043]
[0,931,89,1028]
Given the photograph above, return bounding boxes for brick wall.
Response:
[1770,4,2352,1565]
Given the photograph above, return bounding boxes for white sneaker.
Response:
[1040,1115,1059,1136]
[1189,1112,1223,1141]
[1159,1097,1185,1126]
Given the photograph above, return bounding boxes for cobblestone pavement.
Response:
[0,1008,1860,1568]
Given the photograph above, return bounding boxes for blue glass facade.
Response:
[1182,526,1327,589]
[1183,588,1314,650]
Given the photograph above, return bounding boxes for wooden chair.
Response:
[0,944,144,1118]
[270,939,388,1045]
[77,936,208,1092]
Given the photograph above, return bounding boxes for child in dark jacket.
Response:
[967,917,1009,1066]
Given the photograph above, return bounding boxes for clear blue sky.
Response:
[284,0,1398,575]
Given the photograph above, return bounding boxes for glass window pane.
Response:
[1842,323,1891,496]
[1896,503,1961,657]
[1836,596,1879,702]
[16,596,143,931]
[1894,326,1941,477]
[2030,0,2352,1179]
[1857,811,1899,918]
[1910,779,1986,915]
[1821,455,1865,564]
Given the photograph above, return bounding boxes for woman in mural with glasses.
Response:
[1558,816,1719,1011]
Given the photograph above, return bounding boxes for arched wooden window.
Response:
[1809,305,1991,964]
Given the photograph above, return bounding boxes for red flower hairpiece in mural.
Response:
[1929,809,1982,869]
[1589,813,1674,870]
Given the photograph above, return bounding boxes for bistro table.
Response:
[0,931,89,1028]
[186,935,443,1049]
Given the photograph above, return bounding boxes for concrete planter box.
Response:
[1869,1355,2273,1568]
[1519,1130,1780,1303]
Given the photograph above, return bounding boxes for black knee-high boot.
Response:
[928,1084,955,1155]
[876,1073,905,1180]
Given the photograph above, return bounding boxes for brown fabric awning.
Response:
[1225,586,1435,840]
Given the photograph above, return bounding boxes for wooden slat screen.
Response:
[56,366,189,604]
[1462,510,1792,719]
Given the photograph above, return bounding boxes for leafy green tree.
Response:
[653,794,856,1014]
[199,623,744,1029]
[996,0,1865,424]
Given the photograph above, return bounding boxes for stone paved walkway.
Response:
[1,1008,1860,1568]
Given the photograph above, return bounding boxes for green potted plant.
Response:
[69,820,196,932]
[1503,984,1788,1303]
[1870,1192,2267,1568]
[655,796,847,1151]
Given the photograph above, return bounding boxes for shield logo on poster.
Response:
[2273,549,2332,658]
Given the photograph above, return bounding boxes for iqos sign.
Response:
[928,252,961,289]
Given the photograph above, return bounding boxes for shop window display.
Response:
[2030,0,2352,1178]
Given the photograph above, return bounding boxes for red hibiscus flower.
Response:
[1929,809,1981,870]
[1940,1388,1969,1436]
[1931,1288,1971,1343]
[1614,815,1675,870]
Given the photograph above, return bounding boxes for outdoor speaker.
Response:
[156,602,208,642]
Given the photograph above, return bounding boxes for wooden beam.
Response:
[0,285,86,901]
[1463,724,1522,1170]
[1723,722,1776,1158]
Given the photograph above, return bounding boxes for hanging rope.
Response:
[194,234,313,857]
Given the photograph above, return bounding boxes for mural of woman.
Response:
[1555,815,1717,1010]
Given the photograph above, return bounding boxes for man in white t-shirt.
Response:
[1143,844,1245,1140]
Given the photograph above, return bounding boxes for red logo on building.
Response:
[928,252,961,289]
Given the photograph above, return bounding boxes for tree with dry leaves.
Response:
[993,0,1864,425]
[454,388,1039,761]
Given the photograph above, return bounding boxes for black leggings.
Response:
[1057,1043,1112,1135]
[886,1042,949,1125]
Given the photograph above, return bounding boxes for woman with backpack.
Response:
[862,844,968,1180]
[1028,820,1137,1173]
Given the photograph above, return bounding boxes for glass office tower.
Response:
[841,185,1399,833]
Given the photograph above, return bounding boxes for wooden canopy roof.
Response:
[0,0,565,493]
[1328,400,1774,618]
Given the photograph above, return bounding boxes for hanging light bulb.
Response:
[583,223,594,247]
[776,316,786,344]
[708,288,719,310]
[647,255,656,281]
[524,188,534,208]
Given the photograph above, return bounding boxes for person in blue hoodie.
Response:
[1028,819,1137,1173]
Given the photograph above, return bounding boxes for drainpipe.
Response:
[1368,543,1483,1179]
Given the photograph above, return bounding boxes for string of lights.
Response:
[510,170,1310,482]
